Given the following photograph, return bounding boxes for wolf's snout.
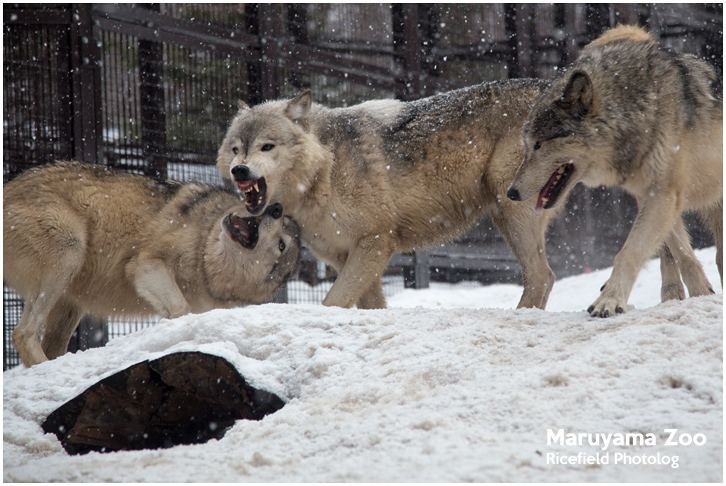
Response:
[266,202,283,220]
[506,187,521,201]
[231,164,251,182]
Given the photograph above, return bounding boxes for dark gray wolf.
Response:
[507,25,723,317]
[4,162,300,366]
[217,79,563,309]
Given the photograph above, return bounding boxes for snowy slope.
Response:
[3,247,722,482]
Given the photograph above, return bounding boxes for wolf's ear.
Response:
[285,90,312,125]
[558,70,594,117]
[237,100,249,111]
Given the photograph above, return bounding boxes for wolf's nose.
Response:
[231,165,251,182]
[506,187,521,201]
[267,202,283,219]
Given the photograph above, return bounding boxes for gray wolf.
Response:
[507,25,723,317]
[4,162,300,366]
[217,79,562,309]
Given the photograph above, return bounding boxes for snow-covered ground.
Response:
[3,247,722,482]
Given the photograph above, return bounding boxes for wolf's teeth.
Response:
[558,166,566,175]
[253,182,259,192]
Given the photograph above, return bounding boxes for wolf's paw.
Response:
[587,295,627,318]
[660,282,686,302]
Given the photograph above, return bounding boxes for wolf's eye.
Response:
[533,141,541,151]
[279,240,286,252]
[232,147,239,155]
[261,144,275,152]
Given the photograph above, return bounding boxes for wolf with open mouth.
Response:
[218,78,567,310]
[507,25,722,317]
[3,162,300,366]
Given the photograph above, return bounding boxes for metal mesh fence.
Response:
[3,21,73,180]
[3,288,24,369]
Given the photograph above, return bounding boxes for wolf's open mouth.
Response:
[236,178,267,215]
[223,214,260,249]
[536,162,574,215]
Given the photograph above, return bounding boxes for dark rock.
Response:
[41,352,284,454]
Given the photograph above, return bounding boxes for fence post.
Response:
[69,4,108,351]
[392,4,422,100]
[505,4,535,78]
[419,4,441,83]
[245,4,283,103]
[414,251,431,289]
[554,4,579,67]
[287,4,309,91]
[273,284,289,304]
[138,3,168,179]
[258,3,283,101]
[70,3,103,164]
[67,315,109,355]
[585,4,612,39]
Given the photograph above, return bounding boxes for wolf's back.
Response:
[587,24,656,48]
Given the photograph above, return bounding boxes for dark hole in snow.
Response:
[41,352,284,455]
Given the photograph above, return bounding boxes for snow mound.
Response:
[3,247,722,482]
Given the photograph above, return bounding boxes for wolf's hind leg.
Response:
[701,199,723,284]
[13,269,82,367]
[491,204,555,309]
[41,299,83,360]
[663,219,713,297]
[11,214,86,366]
[658,244,686,302]
[13,297,55,366]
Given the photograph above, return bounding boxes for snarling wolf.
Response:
[218,79,563,309]
[507,25,723,317]
[4,162,300,366]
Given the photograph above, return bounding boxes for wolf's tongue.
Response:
[534,163,573,216]
[536,171,559,216]
[230,215,250,240]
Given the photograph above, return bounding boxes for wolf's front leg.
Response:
[13,296,56,366]
[588,190,681,317]
[357,278,386,309]
[127,257,192,319]
[13,248,85,366]
[491,201,555,310]
[322,236,391,309]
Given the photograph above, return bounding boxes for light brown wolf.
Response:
[217,79,563,309]
[4,162,300,366]
[507,25,723,317]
